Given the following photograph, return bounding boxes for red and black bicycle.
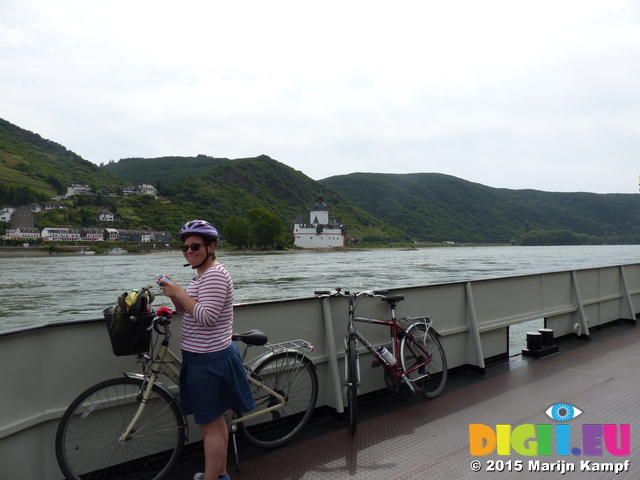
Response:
[315,288,447,433]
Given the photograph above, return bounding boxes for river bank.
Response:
[0,242,514,258]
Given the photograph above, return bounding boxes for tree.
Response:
[224,216,249,248]
[245,208,284,249]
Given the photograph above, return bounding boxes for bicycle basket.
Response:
[103,286,155,356]
[104,305,153,356]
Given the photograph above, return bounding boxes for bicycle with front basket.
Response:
[55,290,318,480]
[315,288,447,433]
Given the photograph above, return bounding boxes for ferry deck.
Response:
[167,320,640,480]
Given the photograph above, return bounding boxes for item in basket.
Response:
[124,290,139,309]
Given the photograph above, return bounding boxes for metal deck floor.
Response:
[168,321,640,479]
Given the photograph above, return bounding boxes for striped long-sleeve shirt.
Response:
[180,264,234,353]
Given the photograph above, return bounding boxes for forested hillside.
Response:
[3,116,640,246]
[0,118,124,202]
[102,155,232,187]
[320,173,640,243]
[121,155,402,240]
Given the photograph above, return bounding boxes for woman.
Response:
[158,220,254,480]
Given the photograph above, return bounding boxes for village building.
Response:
[66,184,93,196]
[9,206,35,229]
[80,228,104,241]
[27,203,43,213]
[0,207,16,223]
[137,184,157,196]
[45,202,65,210]
[121,184,157,197]
[4,227,40,239]
[118,230,151,242]
[41,228,81,242]
[151,231,173,242]
[103,228,119,242]
[97,211,115,222]
[292,193,346,248]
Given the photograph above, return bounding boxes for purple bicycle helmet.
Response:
[179,220,219,242]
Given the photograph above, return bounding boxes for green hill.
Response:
[4,116,640,246]
[130,155,402,239]
[320,172,640,243]
[102,155,232,187]
[0,118,125,199]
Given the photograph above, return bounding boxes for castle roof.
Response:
[312,193,328,211]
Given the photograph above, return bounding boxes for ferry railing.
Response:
[1,263,639,479]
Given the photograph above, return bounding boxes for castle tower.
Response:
[292,193,346,248]
[311,193,329,225]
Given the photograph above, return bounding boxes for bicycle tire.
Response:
[55,376,185,480]
[347,337,358,434]
[238,351,318,448]
[400,321,447,398]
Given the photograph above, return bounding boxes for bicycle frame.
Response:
[351,315,433,391]
[118,317,312,443]
[341,291,435,395]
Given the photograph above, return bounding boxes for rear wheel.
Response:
[347,337,359,433]
[400,322,447,398]
[55,376,185,480]
[238,351,318,448]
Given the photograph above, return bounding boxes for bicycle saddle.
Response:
[232,329,268,346]
[381,295,405,303]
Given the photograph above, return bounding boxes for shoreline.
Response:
[0,243,514,258]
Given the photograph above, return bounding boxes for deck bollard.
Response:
[539,328,555,347]
[522,328,559,357]
[526,331,542,351]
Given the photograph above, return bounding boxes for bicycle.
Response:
[55,301,318,480]
[315,288,447,433]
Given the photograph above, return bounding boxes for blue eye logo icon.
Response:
[545,403,582,421]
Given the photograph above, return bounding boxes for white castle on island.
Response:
[292,193,347,248]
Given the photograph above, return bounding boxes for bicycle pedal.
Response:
[371,360,381,368]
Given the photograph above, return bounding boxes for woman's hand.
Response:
[157,276,183,298]
[156,276,197,314]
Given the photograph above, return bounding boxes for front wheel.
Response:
[400,321,447,398]
[55,377,185,480]
[238,351,318,448]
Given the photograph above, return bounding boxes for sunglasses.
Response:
[180,243,204,252]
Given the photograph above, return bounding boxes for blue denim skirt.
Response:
[180,344,256,425]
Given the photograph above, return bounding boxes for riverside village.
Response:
[2,184,347,250]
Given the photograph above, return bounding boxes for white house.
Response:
[97,211,115,222]
[41,228,81,241]
[45,202,65,210]
[138,184,157,196]
[67,184,93,196]
[0,208,15,222]
[292,193,346,248]
[3,227,40,239]
[27,203,43,213]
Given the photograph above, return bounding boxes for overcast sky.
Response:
[2,0,640,193]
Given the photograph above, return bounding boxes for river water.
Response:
[2,245,639,345]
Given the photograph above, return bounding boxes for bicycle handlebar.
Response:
[147,308,175,332]
[314,289,389,298]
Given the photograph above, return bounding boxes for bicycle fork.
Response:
[344,335,361,388]
[116,371,160,443]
